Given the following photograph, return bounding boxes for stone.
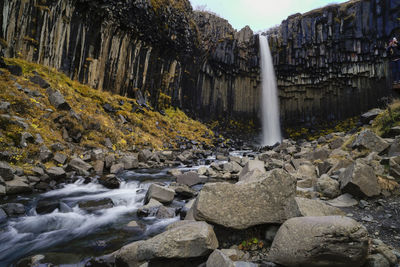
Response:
[138,149,153,162]
[1,203,25,217]
[46,167,66,179]
[339,161,381,197]
[99,175,120,189]
[20,132,34,147]
[316,174,341,198]
[329,138,344,150]
[169,183,197,198]
[223,161,242,174]
[6,65,22,76]
[361,108,383,124]
[5,177,33,194]
[30,75,50,88]
[68,157,93,176]
[36,200,60,214]
[0,184,5,195]
[32,167,45,176]
[47,89,71,110]
[327,193,358,208]
[237,169,266,183]
[0,161,14,181]
[176,171,202,187]
[137,199,162,217]
[39,145,53,162]
[193,169,298,229]
[144,184,175,204]
[93,160,104,175]
[110,163,124,174]
[295,197,345,217]
[0,101,10,111]
[78,198,114,212]
[155,206,176,219]
[105,154,115,169]
[372,239,398,266]
[121,155,139,170]
[268,216,369,267]
[168,168,183,177]
[352,130,389,153]
[238,160,266,180]
[115,221,218,264]
[53,153,67,165]
[0,208,7,223]
[206,249,235,267]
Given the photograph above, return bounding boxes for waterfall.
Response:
[259,35,282,146]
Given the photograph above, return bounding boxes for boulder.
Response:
[238,160,266,181]
[316,174,341,198]
[0,208,7,223]
[39,145,53,162]
[93,160,104,175]
[0,184,5,195]
[114,221,218,264]
[47,89,71,110]
[110,163,124,174]
[46,167,66,180]
[30,75,50,88]
[68,158,93,176]
[295,197,345,217]
[5,177,32,194]
[327,193,358,208]
[193,169,298,229]
[121,155,139,170]
[364,254,390,267]
[176,172,202,187]
[361,108,383,124]
[268,216,369,267]
[155,206,176,219]
[99,175,120,189]
[206,250,235,267]
[352,130,389,153]
[223,162,242,174]
[237,169,266,183]
[137,198,162,217]
[339,161,381,197]
[53,153,67,165]
[138,149,153,162]
[1,203,25,217]
[0,161,14,181]
[144,184,175,204]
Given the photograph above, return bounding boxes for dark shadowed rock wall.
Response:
[268,0,400,126]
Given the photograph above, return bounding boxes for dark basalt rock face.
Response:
[268,0,400,126]
[1,0,399,127]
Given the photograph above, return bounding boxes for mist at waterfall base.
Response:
[259,35,282,146]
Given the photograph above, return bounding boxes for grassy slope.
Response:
[0,58,214,168]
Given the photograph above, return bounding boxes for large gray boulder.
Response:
[5,177,32,194]
[114,221,218,265]
[144,184,175,204]
[352,130,389,153]
[121,155,139,170]
[268,216,369,267]
[316,174,341,198]
[193,169,298,229]
[0,161,14,181]
[177,172,202,187]
[339,161,381,197]
[68,158,93,176]
[238,160,266,181]
[47,89,71,110]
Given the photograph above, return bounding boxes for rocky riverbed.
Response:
[2,108,400,266]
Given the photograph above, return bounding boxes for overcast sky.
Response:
[189,0,349,31]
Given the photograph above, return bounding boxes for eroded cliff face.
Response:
[0,0,260,122]
[268,0,400,126]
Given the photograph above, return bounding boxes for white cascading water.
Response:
[259,35,282,146]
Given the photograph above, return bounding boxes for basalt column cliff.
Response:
[1,0,400,127]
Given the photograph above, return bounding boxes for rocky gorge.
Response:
[1,0,400,266]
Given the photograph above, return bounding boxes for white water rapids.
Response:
[259,35,282,146]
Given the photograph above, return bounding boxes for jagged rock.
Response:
[144,184,175,204]
[169,183,197,198]
[53,153,67,165]
[295,197,344,217]
[138,149,153,162]
[46,167,66,180]
[237,169,266,184]
[110,163,124,174]
[0,161,15,181]
[5,177,32,194]
[68,158,93,176]
[339,161,381,197]
[32,167,45,176]
[155,206,176,219]
[352,130,389,153]
[0,101,10,111]
[371,239,398,266]
[39,145,53,162]
[137,199,162,217]
[47,89,70,110]
[329,138,345,150]
[121,155,139,170]
[30,75,50,88]
[36,200,60,214]
[93,160,104,175]
[361,109,383,124]
[238,160,266,181]
[114,221,218,264]
[105,154,115,169]
[206,250,235,267]
[99,175,120,189]
[103,103,115,113]
[78,198,114,212]
[193,169,298,229]
[223,162,242,173]
[176,172,202,187]
[269,216,369,267]
[316,174,341,198]
[364,254,390,267]
[0,203,25,217]
[0,208,7,223]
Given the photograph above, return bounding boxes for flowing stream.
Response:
[259,35,282,146]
